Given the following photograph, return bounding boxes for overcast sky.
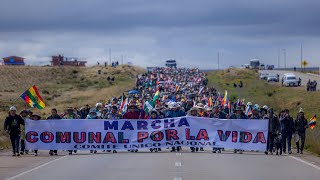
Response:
[0,0,319,69]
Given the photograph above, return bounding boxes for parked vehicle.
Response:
[260,72,269,80]
[267,74,279,82]
[282,73,299,87]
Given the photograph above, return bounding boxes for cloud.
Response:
[0,0,320,68]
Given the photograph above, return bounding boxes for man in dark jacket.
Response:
[265,108,280,155]
[280,109,295,154]
[294,108,308,154]
[4,106,25,156]
[47,108,61,155]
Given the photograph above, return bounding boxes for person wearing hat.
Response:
[31,113,42,156]
[107,106,122,120]
[165,102,186,152]
[19,110,28,155]
[196,103,208,117]
[123,103,145,153]
[123,103,145,120]
[86,108,99,119]
[63,107,79,155]
[264,108,280,155]
[63,107,80,119]
[230,106,247,154]
[187,107,199,152]
[211,105,227,153]
[187,107,198,117]
[4,106,25,156]
[47,108,62,156]
[294,108,308,154]
[149,110,161,153]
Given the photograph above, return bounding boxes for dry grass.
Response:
[0,65,146,149]
[208,69,320,155]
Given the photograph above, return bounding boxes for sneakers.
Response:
[264,151,268,155]
[300,151,303,154]
[34,153,38,156]
[212,150,216,153]
[20,152,24,155]
[218,149,221,153]
[54,153,58,156]
[113,150,117,153]
[288,150,292,154]
[12,153,16,156]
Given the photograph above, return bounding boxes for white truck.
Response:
[282,73,299,87]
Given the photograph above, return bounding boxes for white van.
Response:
[282,73,298,87]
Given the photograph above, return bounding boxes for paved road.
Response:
[260,70,320,90]
[3,149,320,180]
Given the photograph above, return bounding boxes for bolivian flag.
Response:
[20,85,46,109]
[309,114,316,129]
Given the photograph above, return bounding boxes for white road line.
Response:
[6,156,67,180]
[289,156,320,171]
[174,177,182,180]
[175,162,182,167]
[176,153,182,156]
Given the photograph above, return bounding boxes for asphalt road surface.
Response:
[3,149,320,180]
[260,70,320,90]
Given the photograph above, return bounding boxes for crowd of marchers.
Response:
[4,67,312,156]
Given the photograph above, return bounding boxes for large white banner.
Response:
[25,117,268,151]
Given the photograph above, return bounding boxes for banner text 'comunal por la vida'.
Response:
[25,117,268,151]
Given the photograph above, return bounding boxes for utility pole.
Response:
[109,48,112,65]
[217,52,220,70]
[278,49,280,69]
[121,55,123,65]
[282,49,286,69]
[300,44,303,70]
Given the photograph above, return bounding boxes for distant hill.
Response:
[0,65,146,148]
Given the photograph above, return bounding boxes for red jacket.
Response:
[123,110,146,119]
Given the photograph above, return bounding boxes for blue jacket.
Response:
[165,110,186,118]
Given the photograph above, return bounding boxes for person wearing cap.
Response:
[86,108,99,119]
[261,105,268,119]
[294,108,308,154]
[280,109,295,154]
[31,114,42,156]
[4,106,25,157]
[229,106,247,154]
[250,105,262,119]
[265,108,280,155]
[47,108,61,156]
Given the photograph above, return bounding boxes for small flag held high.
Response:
[309,114,316,129]
[20,85,46,109]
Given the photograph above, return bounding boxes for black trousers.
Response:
[296,133,306,151]
[10,133,20,154]
[266,134,275,152]
[20,139,25,152]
